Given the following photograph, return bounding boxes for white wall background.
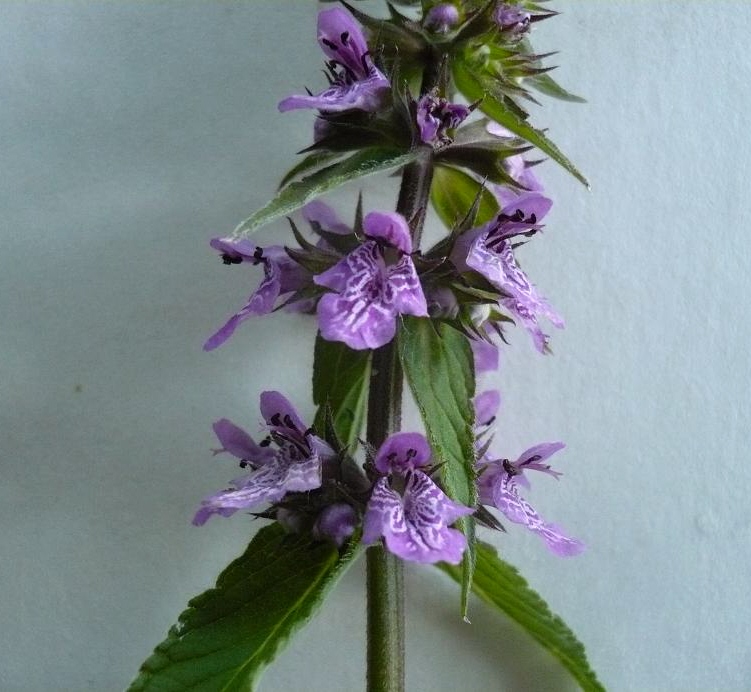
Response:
[1,2,748,690]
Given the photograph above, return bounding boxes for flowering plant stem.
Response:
[365,145,435,692]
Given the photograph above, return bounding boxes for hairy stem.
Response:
[365,144,435,692]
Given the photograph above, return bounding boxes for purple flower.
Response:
[478,443,584,556]
[314,211,427,350]
[495,4,531,35]
[486,122,544,202]
[278,8,390,114]
[204,238,309,351]
[423,3,460,33]
[363,433,473,564]
[416,93,470,145]
[474,389,501,427]
[313,503,358,547]
[471,338,499,374]
[451,193,564,353]
[193,391,331,526]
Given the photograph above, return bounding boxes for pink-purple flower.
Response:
[204,238,309,351]
[478,442,584,557]
[452,193,564,353]
[192,391,332,526]
[495,3,531,35]
[278,8,390,114]
[416,94,471,145]
[314,211,428,350]
[363,433,473,564]
[423,3,460,33]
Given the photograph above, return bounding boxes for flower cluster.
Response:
[194,3,584,566]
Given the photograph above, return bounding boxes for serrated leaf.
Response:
[130,523,362,692]
[278,150,344,189]
[526,72,586,103]
[399,316,477,617]
[439,541,605,692]
[313,334,372,450]
[233,148,418,239]
[453,58,589,187]
[431,165,499,230]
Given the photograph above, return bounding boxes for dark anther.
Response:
[283,414,295,429]
[239,460,250,468]
[528,213,537,224]
[360,51,371,74]
[526,454,541,464]
[259,437,272,447]
[321,37,339,51]
[221,253,242,265]
[270,413,282,426]
[512,209,525,222]
[340,31,349,45]
[253,246,264,261]
[387,452,397,461]
[304,427,315,437]
[502,459,519,476]
[406,448,417,459]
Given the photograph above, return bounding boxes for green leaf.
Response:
[313,334,372,450]
[439,541,605,692]
[453,58,589,187]
[278,150,344,189]
[526,72,587,103]
[130,524,361,692]
[232,147,418,239]
[431,165,499,230]
[399,316,477,617]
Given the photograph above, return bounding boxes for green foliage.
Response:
[399,316,477,617]
[453,58,589,187]
[439,541,605,692]
[526,72,587,103]
[313,334,372,450]
[130,524,361,692]
[431,165,499,230]
[232,148,418,239]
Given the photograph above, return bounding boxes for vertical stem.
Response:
[365,151,434,692]
[365,53,440,691]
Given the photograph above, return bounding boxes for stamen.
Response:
[502,459,519,476]
[221,253,242,265]
[321,37,339,51]
[270,413,282,426]
[340,31,349,45]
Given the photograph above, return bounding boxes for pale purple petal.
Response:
[492,474,583,557]
[423,3,460,33]
[317,8,372,77]
[471,338,499,373]
[303,200,351,235]
[317,291,396,350]
[209,236,259,263]
[204,249,285,351]
[212,418,272,464]
[474,390,501,427]
[387,256,428,316]
[363,211,412,254]
[315,242,396,350]
[374,432,432,474]
[314,503,358,546]
[192,459,292,526]
[515,442,565,479]
[279,74,389,114]
[363,473,472,564]
[259,390,307,433]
